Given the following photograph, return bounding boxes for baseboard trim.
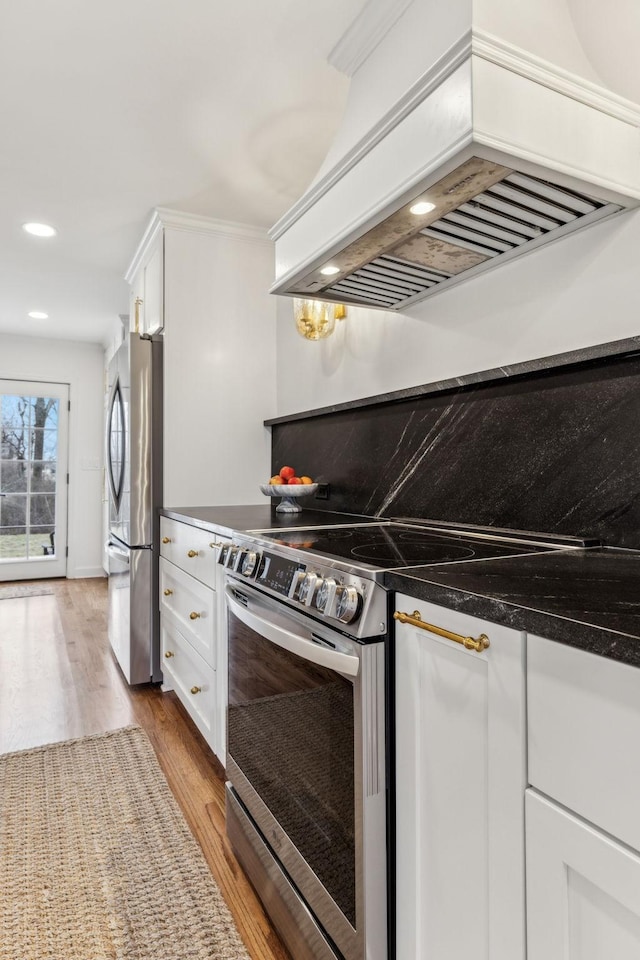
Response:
[67,566,106,579]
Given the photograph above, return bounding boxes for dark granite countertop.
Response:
[160,504,375,536]
[386,548,640,667]
[161,505,640,666]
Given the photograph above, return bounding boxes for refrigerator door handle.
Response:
[106,540,130,564]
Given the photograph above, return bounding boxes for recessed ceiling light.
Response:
[22,222,57,238]
[320,265,340,276]
[28,311,49,320]
[409,201,436,216]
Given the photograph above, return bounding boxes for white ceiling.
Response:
[0,0,366,345]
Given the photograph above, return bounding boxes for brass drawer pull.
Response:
[189,611,201,620]
[187,549,198,558]
[190,686,201,695]
[163,588,173,596]
[162,537,171,544]
[394,610,490,653]
[164,650,174,659]
[209,541,221,549]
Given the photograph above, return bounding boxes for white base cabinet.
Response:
[159,516,229,763]
[526,790,640,960]
[394,595,527,960]
[526,634,640,960]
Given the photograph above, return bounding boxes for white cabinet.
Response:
[159,516,230,762]
[526,790,640,960]
[526,635,640,959]
[394,595,527,960]
[528,634,640,852]
[128,220,163,335]
[160,515,221,588]
[125,208,277,508]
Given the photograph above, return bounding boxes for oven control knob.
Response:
[315,577,337,616]
[335,585,363,624]
[299,572,320,606]
[241,550,259,576]
[288,570,306,600]
[228,546,246,571]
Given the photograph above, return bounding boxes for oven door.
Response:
[225,580,386,960]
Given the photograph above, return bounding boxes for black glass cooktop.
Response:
[257,523,551,571]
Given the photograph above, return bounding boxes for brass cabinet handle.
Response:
[162,537,171,544]
[164,650,174,658]
[187,549,198,558]
[393,610,490,653]
[163,588,173,596]
[189,611,201,620]
[209,541,221,549]
[190,685,201,695]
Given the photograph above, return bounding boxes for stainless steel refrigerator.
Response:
[106,333,162,684]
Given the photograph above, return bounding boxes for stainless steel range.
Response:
[221,521,565,960]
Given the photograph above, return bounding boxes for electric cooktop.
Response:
[253,522,556,572]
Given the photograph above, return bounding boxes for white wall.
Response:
[0,334,105,578]
[163,226,277,506]
[275,206,640,414]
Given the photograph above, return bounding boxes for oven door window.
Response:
[228,608,356,925]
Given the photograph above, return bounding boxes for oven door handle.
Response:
[225,585,360,678]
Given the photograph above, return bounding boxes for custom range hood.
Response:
[270,0,640,310]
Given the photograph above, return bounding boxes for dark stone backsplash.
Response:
[271,352,640,549]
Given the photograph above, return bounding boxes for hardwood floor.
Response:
[0,577,290,960]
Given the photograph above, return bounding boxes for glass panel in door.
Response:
[0,382,69,581]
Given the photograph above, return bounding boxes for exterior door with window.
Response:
[0,381,69,580]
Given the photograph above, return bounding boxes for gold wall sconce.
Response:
[293,299,347,340]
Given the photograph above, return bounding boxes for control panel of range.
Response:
[219,539,367,626]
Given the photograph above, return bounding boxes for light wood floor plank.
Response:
[0,577,290,960]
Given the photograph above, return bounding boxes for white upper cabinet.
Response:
[394,594,527,960]
[125,208,277,508]
[127,219,164,336]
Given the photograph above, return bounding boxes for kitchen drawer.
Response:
[159,556,216,668]
[528,634,640,851]
[159,516,224,587]
[161,616,216,749]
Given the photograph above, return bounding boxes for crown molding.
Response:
[154,207,270,242]
[473,29,640,128]
[270,31,472,241]
[329,0,414,77]
[125,208,270,283]
[124,213,163,284]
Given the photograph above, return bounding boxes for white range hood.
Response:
[270,0,640,310]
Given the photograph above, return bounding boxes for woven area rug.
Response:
[0,583,54,600]
[0,726,250,960]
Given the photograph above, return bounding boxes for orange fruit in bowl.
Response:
[300,476,313,484]
[288,477,302,485]
[269,475,282,485]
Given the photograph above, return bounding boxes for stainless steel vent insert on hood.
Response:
[316,161,619,309]
[270,8,640,312]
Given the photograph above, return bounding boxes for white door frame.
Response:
[0,380,69,581]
